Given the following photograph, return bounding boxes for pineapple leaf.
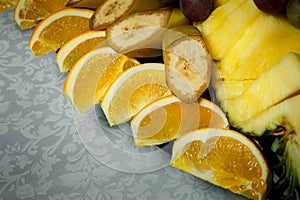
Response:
[266,136,300,200]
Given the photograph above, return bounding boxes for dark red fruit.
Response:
[179,0,214,22]
[253,0,289,14]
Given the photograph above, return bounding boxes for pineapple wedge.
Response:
[211,65,254,101]
[225,52,300,124]
[213,79,254,101]
[220,13,300,80]
[196,0,259,61]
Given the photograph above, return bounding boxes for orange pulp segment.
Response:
[101,63,171,126]
[56,30,106,72]
[14,0,69,29]
[28,7,93,57]
[171,128,271,200]
[63,46,139,113]
[131,95,229,146]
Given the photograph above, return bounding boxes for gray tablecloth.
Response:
[0,9,246,200]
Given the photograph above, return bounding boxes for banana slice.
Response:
[163,25,212,103]
[90,0,165,30]
[106,7,189,57]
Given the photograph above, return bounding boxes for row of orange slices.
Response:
[3,1,271,199]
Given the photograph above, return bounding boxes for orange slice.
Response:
[0,0,17,12]
[28,7,93,57]
[101,63,171,126]
[56,30,106,72]
[63,46,139,113]
[13,0,69,29]
[171,128,271,200]
[131,95,229,146]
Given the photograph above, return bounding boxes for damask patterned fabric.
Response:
[0,10,246,200]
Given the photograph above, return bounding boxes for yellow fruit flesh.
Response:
[171,137,267,200]
[212,65,254,100]
[213,80,254,101]
[62,36,106,72]
[41,16,90,48]
[31,12,92,56]
[198,0,259,61]
[95,56,138,101]
[0,0,17,12]
[15,0,69,29]
[197,0,300,81]
[18,0,68,20]
[220,13,300,80]
[128,83,170,111]
[137,102,182,142]
[30,40,54,57]
[71,53,120,113]
[106,69,170,125]
[197,0,300,114]
[136,102,226,143]
[236,94,300,136]
[225,53,300,123]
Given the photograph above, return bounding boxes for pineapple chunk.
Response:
[213,80,254,102]
[211,65,254,101]
[196,0,259,61]
[226,53,300,124]
[220,13,300,80]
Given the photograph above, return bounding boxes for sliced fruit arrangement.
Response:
[63,46,139,113]
[131,95,228,146]
[56,30,106,72]
[3,0,300,199]
[101,63,171,126]
[171,128,271,200]
[14,0,69,29]
[28,7,93,57]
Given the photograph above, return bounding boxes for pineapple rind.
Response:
[233,95,300,137]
